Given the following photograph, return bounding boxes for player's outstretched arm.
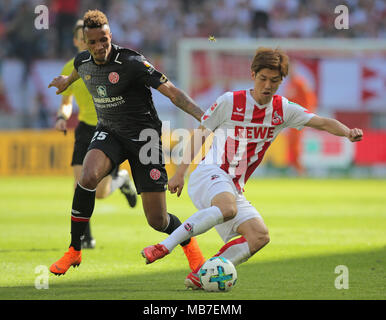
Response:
[168,125,211,196]
[157,80,204,122]
[305,115,363,142]
[48,69,80,94]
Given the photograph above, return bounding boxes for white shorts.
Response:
[187,164,262,243]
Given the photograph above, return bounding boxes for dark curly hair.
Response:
[83,9,109,29]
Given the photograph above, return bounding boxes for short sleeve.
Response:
[201,92,231,131]
[284,98,315,130]
[73,52,84,72]
[129,55,168,89]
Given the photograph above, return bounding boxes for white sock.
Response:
[214,236,251,266]
[161,206,223,252]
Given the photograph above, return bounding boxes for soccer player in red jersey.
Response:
[142,47,363,289]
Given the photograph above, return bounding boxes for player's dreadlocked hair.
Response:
[251,47,289,79]
[83,9,109,29]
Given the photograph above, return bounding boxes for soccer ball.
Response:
[199,257,237,292]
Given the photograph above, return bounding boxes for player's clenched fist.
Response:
[48,75,70,94]
[348,128,363,142]
[168,173,185,197]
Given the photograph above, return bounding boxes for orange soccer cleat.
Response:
[49,246,82,276]
[182,237,205,272]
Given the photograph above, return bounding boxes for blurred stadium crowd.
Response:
[1,0,385,62]
[0,0,385,127]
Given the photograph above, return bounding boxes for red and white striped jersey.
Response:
[200,89,315,192]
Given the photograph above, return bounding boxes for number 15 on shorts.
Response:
[91,131,108,142]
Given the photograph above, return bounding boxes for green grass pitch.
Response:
[0,176,385,300]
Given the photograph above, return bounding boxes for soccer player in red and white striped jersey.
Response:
[199,89,315,192]
[142,47,363,289]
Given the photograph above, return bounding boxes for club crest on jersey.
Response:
[150,168,161,180]
[272,111,283,125]
[108,72,119,84]
[96,85,107,97]
[211,174,219,180]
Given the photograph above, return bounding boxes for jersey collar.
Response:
[89,44,120,66]
[110,44,123,64]
[247,89,272,109]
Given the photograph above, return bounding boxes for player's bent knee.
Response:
[213,203,237,221]
[148,221,165,232]
[79,172,99,190]
[146,215,168,232]
[212,201,237,221]
[221,204,238,221]
[80,165,107,190]
[212,194,238,221]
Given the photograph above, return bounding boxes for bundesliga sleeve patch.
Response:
[143,60,155,74]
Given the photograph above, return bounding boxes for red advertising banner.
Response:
[354,130,386,165]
